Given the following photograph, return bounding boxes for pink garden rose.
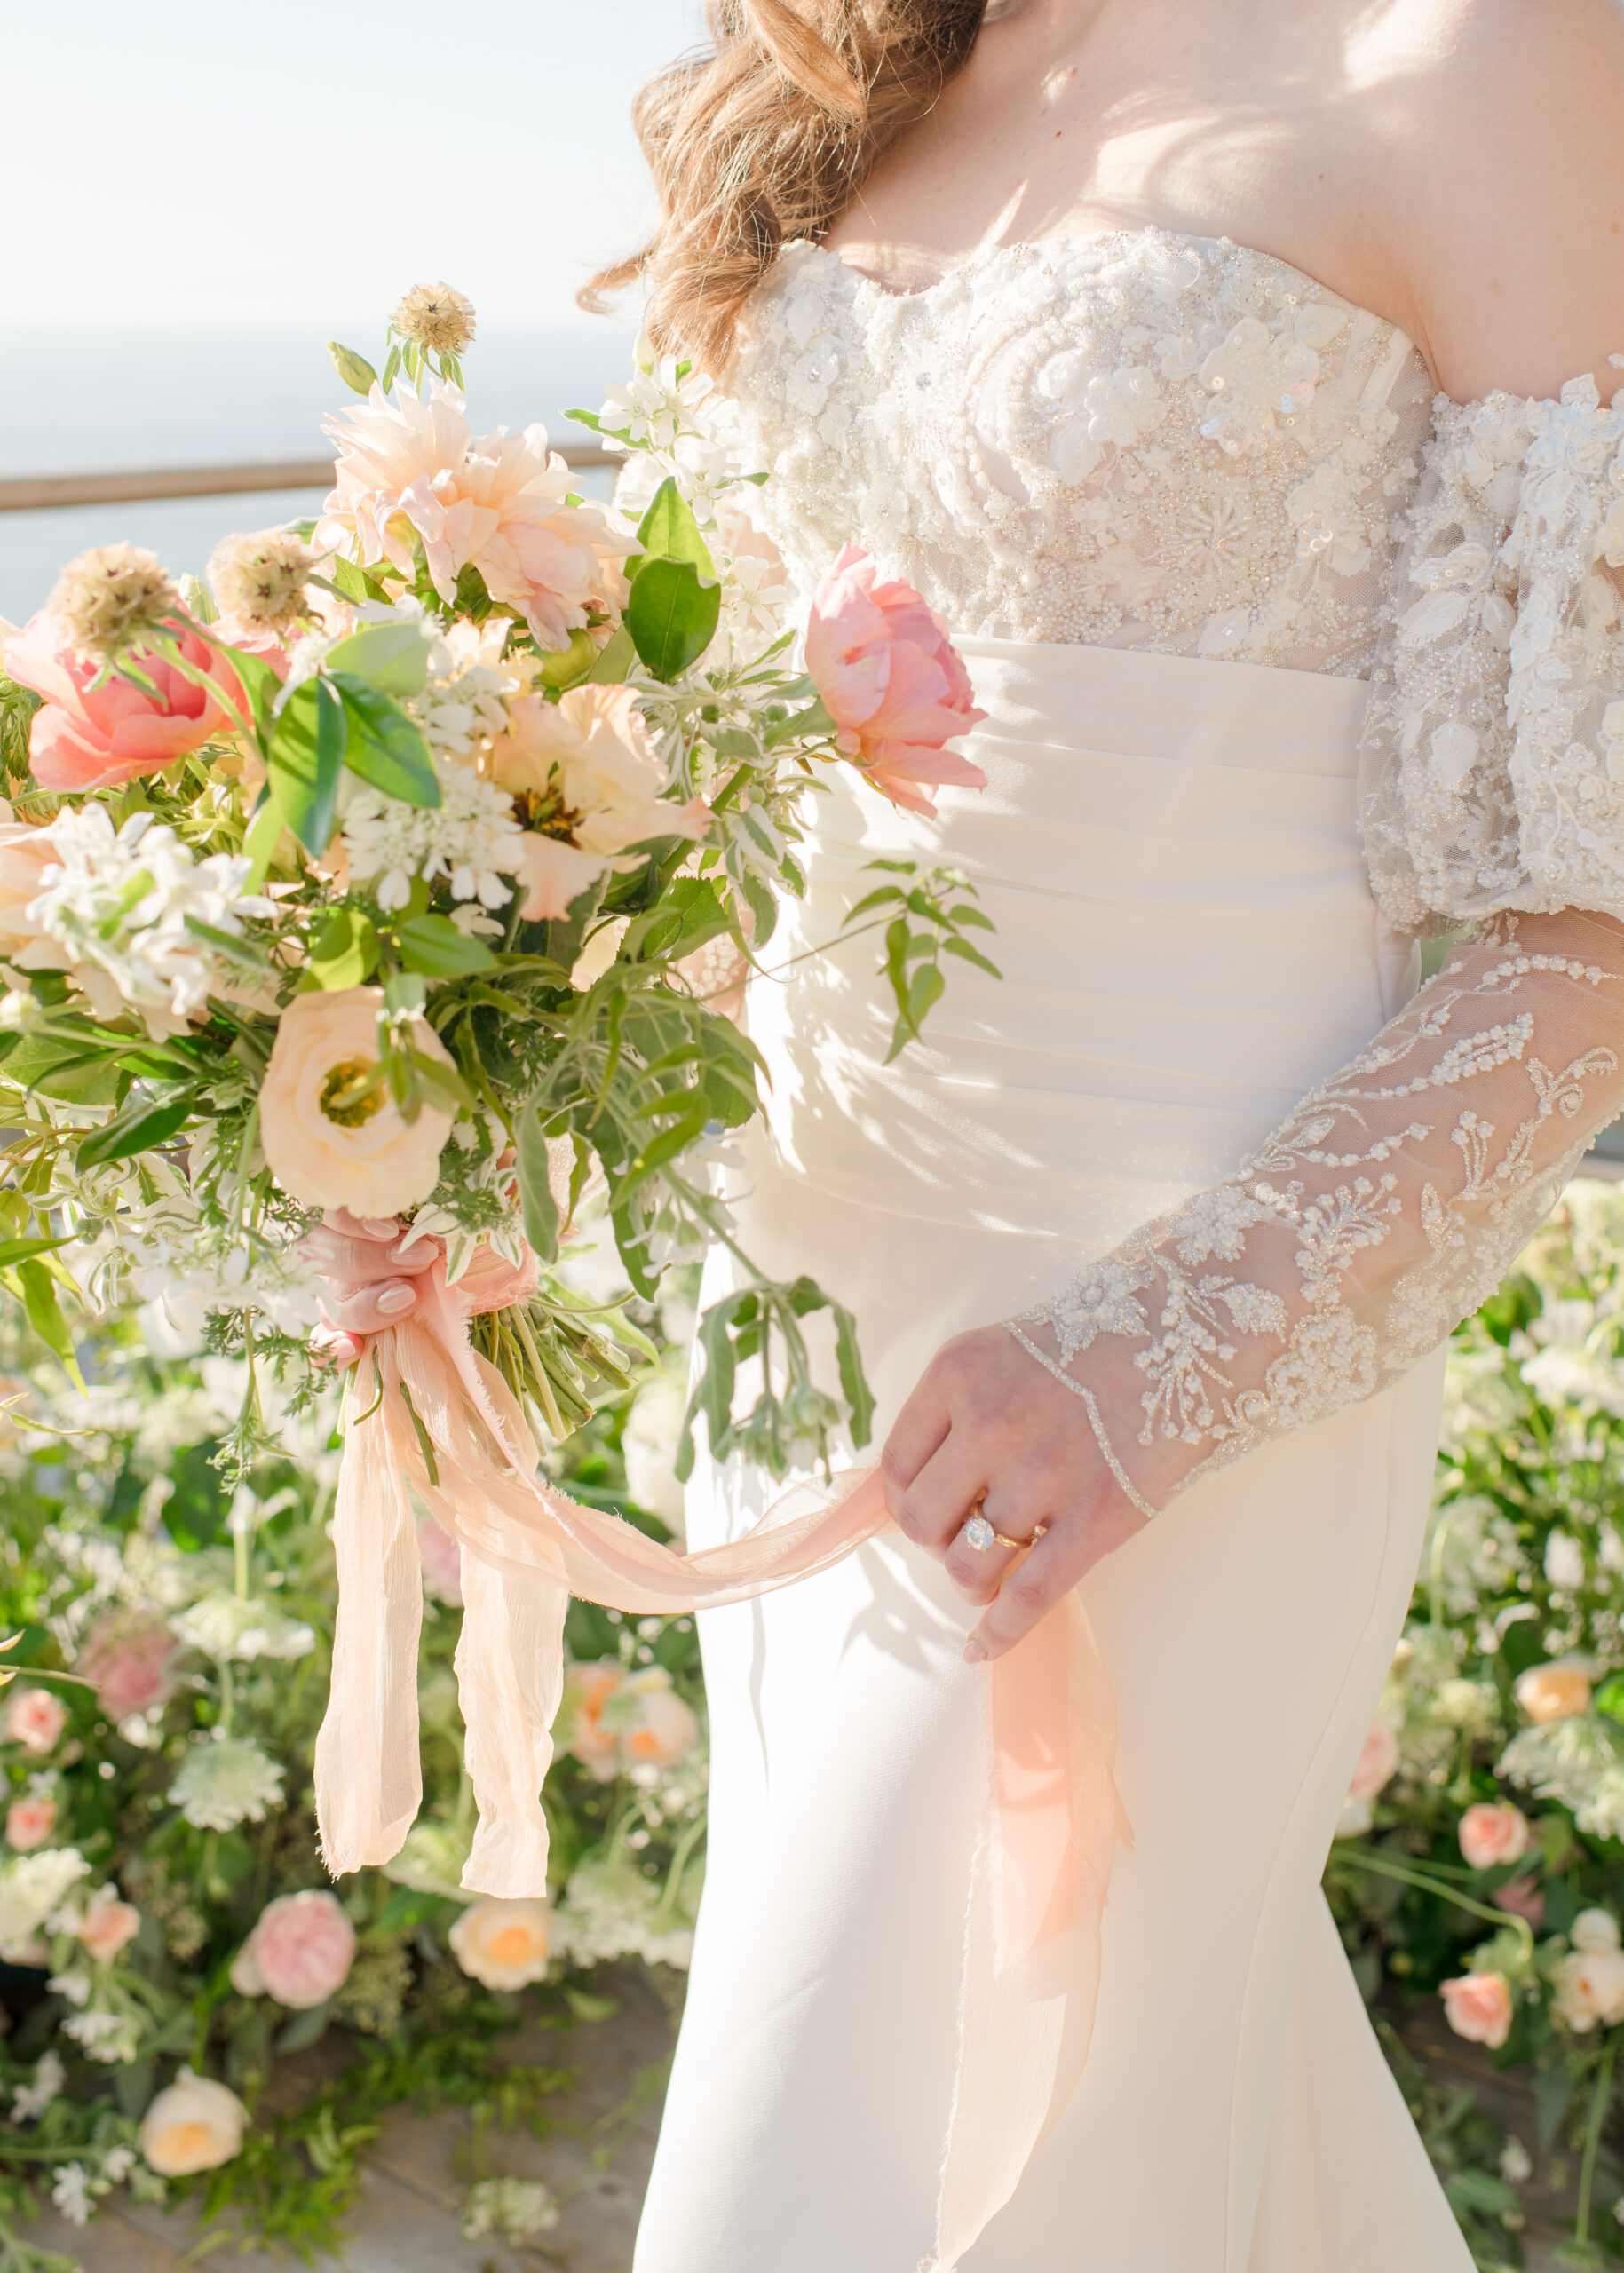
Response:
[5,1794,56,1851]
[1459,1801,1533,1873]
[1493,1877,1547,1929]
[1440,1971,1515,2049]
[77,1885,140,1965]
[230,1889,356,2009]
[75,1605,180,1723]
[804,543,987,816]
[4,1688,67,1756]
[2,612,250,793]
[1347,1720,1400,1802]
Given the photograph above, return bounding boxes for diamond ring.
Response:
[963,1509,1048,1555]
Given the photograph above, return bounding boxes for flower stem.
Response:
[1576,2039,1617,2246]
[1338,1847,1534,1957]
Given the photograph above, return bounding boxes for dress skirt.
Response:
[633,640,1472,2272]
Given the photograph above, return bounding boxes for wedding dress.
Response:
[632,231,1624,2272]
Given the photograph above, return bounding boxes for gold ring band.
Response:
[963,1509,1049,1555]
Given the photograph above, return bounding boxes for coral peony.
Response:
[1347,1720,1400,1802]
[1459,1801,1533,1872]
[75,1605,179,1723]
[2,611,249,794]
[487,685,708,922]
[230,1889,356,2008]
[77,1886,140,1965]
[259,986,454,1217]
[1440,1971,1515,2049]
[449,1897,552,1991]
[5,1796,56,1852]
[139,2068,248,2175]
[1515,1658,1594,1724]
[804,543,987,816]
[5,1690,67,1756]
[315,380,635,653]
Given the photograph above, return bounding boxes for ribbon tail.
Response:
[928,1588,1123,2273]
[314,1372,424,1877]
[456,1550,568,1899]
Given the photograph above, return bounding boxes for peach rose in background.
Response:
[448,1897,552,1991]
[1440,1971,1515,2049]
[1,613,249,793]
[558,1660,624,1781]
[77,1885,141,1965]
[1515,1658,1594,1724]
[5,1688,67,1756]
[139,2068,249,2176]
[259,987,455,1216]
[0,807,75,984]
[1459,1802,1533,1872]
[5,1794,56,1851]
[804,543,988,816]
[1553,1914,1624,2031]
[1348,1720,1400,1800]
[487,685,709,922]
[558,1661,701,1781]
[75,1605,180,1723]
[229,1889,357,2009]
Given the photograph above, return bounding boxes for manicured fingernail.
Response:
[377,1284,416,1315]
[963,1637,988,1665]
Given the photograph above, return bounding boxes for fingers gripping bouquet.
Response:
[0,285,991,1898]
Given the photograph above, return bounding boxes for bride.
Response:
[583,1,1624,2265]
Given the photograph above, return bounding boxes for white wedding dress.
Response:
[632,231,1624,2271]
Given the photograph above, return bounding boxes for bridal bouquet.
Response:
[0,282,991,1899]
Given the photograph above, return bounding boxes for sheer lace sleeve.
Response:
[1010,909,1624,1517]
[1358,375,1624,935]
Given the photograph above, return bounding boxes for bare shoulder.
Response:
[1367,0,1624,400]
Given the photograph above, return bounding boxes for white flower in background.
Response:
[340,756,523,911]
[1499,2137,1533,2186]
[25,807,270,1041]
[170,1736,284,1833]
[551,1849,695,1972]
[382,1821,472,1901]
[0,1847,89,1960]
[448,1897,553,1990]
[61,2004,142,2064]
[461,2177,560,2243]
[598,333,749,530]
[599,337,717,455]
[1500,1714,1624,1842]
[12,2050,64,2123]
[622,1366,690,1532]
[1546,1529,1588,1592]
[139,2069,248,2176]
[50,2163,94,2226]
[171,1590,314,1665]
[412,615,523,761]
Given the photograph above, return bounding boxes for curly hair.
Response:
[582,2,986,368]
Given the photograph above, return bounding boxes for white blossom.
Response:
[0,1848,89,1960]
[51,2163,94,2226]
[170,1736,284,1833]
[340,756,523,912]
[461,2177,560,2243]
[12,2051,64,2122]
[171,1590,314,1665]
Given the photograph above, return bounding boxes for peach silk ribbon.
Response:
[312,1255,1129,2272]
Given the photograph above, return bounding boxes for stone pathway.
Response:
[22,1968,676,2273]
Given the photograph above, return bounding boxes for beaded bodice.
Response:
[725,228,1435,677]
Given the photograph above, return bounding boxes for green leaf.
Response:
[319,556,394,610]
[273,2001,332,2053]
[331,673,440,806]
[0,1234,70,1269]
[267,677,345,853]
[586,626,637,685]
[833,1302,875,1450]
[328,341,377,395]
[218,642,283,742]
[942,935,1002,978]
[242,791,285,889]
[516,1107,561,1264]
[184,915,272,970]
[680,1290,753,1478]
[626,558,721,682]
[843,885,907,924]
[631,478,717,583]
[395,913,495,978]
[536,628,602,690]
[381,342,402,395]
[327,621,432,697]
[17,1258,82,1389]
[307,907,379,992]
[76,1093,194,1168]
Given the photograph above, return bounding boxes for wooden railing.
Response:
[0,444,619,515]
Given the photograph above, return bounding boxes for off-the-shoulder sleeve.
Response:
[1359,376,1624,936]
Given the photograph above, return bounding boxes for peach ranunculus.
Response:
[75,1605,180,1723]
[448,1897,552,1991]
[1459,1801,1533,1872]
[486,685,709,922]
[804,543,988,816]
[259,987,455,1217]
[558,1661,624,1781]
[5,1794,56,1851]
[229,1889,356,2009]
[1440,1971,1515,2049]
[77,1885,141,1965]
[1515,1657,1594,1724]
[314,380,637,653]
[5,1689,67,1756]
[139,2068,249,2176]
[557,1660,700,1781]
[1,611,249,794]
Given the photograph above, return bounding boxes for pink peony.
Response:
[75,1606,180,1723]
[78,1885,140,1965]
[5,1795,56,1851]
[315,380,636,652]
[1459,1801,1533,1872]
[1347,1720,1400,1802]
[804,543,987,816]
[2,612,250,793]
[4,1688,67,1756]
[229,1889,356,2009]
[1440,1971,1515,2048]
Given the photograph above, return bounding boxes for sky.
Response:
[3,0,705,329]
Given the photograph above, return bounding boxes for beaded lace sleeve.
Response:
[1010,909,1624,1517]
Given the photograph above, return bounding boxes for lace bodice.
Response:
[727,230,1435,677]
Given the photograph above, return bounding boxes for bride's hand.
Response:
[881,1325,1150,1664]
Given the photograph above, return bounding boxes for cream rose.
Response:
[1440,1971,1515,2049]
[1458,1802,1533,1872]
[259,986,455,1216]
[1554,1946,1624,2031]
[1515,1658,1594,1724]
[1572,1907,1622,1954]
[139,2068,249,2175]
[448,1897,552,1991]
